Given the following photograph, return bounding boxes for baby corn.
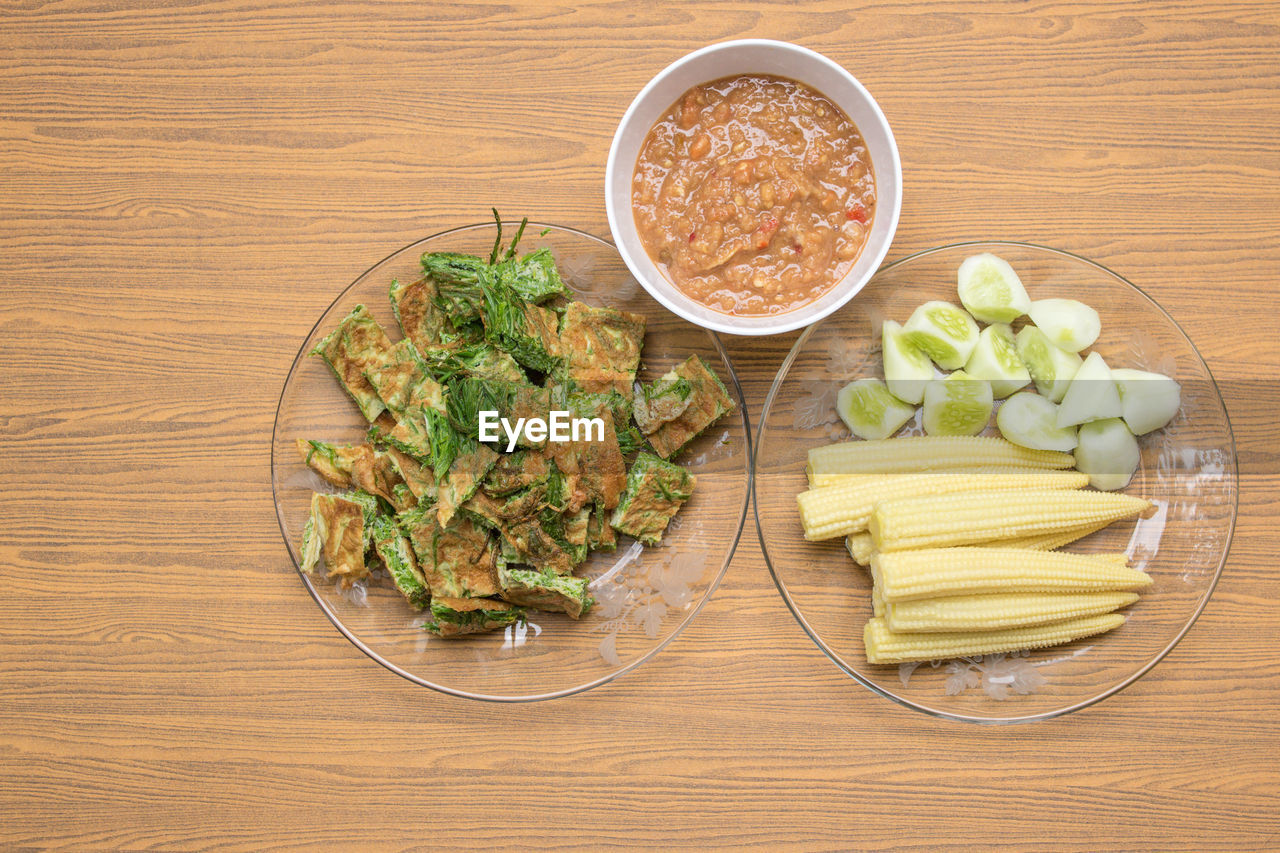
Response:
[846,532,875,566]
[808,436,1075,477]
[869,488,1151,552]
[843,522,1114,568]
[798,468,1088,541]
[871,547,1152,602]
[863,613,1127,664]
[883,590,1139,633]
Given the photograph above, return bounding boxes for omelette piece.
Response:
[369,514,430,610]
[483,449,551,497]
[642,355,735,459]
[296,439,363,488]
[364,338,428,414]
[301,492,369,587]
[422,252,490,326]
[390,277,450,351]
[501,517,573,576]
[497,565,593,619]
[633,374,693,435]
[436,441,499,526]
[400,509,501,599]
[544,397,627,511]
[557,301,646,397]
[424,596,524,638]
[347,445,402,505]
[586,503,617,552]
[609,452,696,546]
[311,304,395,422]
[481,282,563,374]
[417,342,527,385]
[380,446,436,503]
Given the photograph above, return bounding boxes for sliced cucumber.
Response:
[964,323,1031,398]
[1015,325,1083,403]
[956,252,1032,323]
[1056,351,1122,429]
[1027,298,1101,353]
[1110,368,1182,435]
[881,319,933,405]
[901,301,980,370]
[836,378,917,441]
[1074,417,1140,491]
[922,370,993,437]
[996,391,1078,451]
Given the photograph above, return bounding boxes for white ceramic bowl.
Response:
[606,39,902,336]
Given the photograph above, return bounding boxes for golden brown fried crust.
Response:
[316,496,367,587]
[559,302,647,397]
[394,277,450,351]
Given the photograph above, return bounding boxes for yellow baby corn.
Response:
[868,488,1151,552]
[844,523,1114,568]
[798,468,1088,541]
[863,613,1127,664]
[871,547,1152,602]
[996,521,1112,552]
[807,436,1075,477]
[884,590,1139,633]
[846,532,874,566]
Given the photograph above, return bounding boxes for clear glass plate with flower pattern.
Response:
[754,241,1236,723]
[272,222,751,701]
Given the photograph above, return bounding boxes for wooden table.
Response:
[3,2,1278,849]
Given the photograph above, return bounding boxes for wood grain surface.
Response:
[2,1,1278,849]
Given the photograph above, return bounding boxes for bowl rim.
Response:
[752,239,1239,724]
[605,38,903,337]
[271,220,753,702]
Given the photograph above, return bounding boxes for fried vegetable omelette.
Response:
[297,216,735,637]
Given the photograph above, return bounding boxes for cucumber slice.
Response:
[1110,368,1181,435]
[1027,298,1101,353]
[922,370,993,436]
[901,301,980,370]
[1056,351,1122,428]
[1074,417,1140,491]
[956,253,1032,323]
[1015,325,1083,403]
[836,378,917,440]
[882,319,933,405]
[996,391,1079,451]
[964,323,1031,398]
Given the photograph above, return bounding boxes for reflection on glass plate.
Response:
[272,223,751,701]
[755,241,1236,724]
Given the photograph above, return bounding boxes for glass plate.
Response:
[754,241,1236,723]
[272,222,751,701]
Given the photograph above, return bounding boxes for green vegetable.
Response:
[1028,298,1101,353]
[369,515,430,610]
[902,300,980,370]
[881,319,933,405]
[964,323,1031,398]
[1015,325,1083,404]
[956,252,1032,323]
[1074,417,1140,491]
[480,280,562,374]
[1110,368,1181,435]
[836,378,916,440]
[922,370,993,436]
[1056,351,1122,428]
[995,391,1079,451]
